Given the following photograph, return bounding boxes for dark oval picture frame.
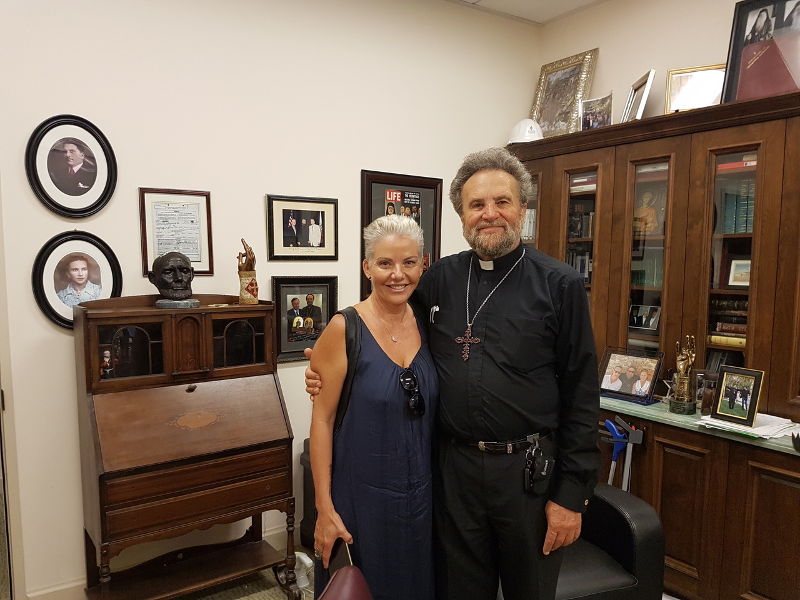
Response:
[25,114,117,218]
[32,230,123,329]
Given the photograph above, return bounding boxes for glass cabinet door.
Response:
[521,173,539,248]
[566,171,597,298]
[627,162,669,352]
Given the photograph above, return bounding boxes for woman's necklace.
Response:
[369,301,408,343]
[456,249,525,360]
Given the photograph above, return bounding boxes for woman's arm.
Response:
[309,313,353,567]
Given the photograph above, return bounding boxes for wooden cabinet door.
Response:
[648,424,729,600]
[684,121,785,382]
[721,444,800,600]
[770,116,800,420]
[608,136,691,372]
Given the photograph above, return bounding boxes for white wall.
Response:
[0,0,541,597]
[539,0,742,122]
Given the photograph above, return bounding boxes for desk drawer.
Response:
[104,446,288,506]
[106,471,289,539]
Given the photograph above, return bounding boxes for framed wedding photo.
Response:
[360,170,442,299]
[272,275,337,362]
[267,195,338,261]
[711,365,764,426]
[665,64,726,113]
[621,69,656,122]
[25,114,117,218]
[32,231,123,329]
[598,347,663,405]
[722,0,800,103]
[530,48,598,138]
[139,188,214,276]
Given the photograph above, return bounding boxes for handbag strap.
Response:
[333,306,361,432]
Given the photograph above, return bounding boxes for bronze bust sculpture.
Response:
[149,252,199,307]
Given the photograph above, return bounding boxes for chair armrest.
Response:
[580,484,664,593]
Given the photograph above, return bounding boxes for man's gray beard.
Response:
[464,220,523,259]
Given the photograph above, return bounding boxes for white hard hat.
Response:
[508,118,543,143]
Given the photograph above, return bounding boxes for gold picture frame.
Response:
[529,48,598,138]
[665,64,726,113]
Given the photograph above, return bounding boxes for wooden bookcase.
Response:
[74,294,300,599]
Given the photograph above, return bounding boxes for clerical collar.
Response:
[474,244,524,271]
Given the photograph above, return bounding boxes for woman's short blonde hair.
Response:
[363,215,424,262]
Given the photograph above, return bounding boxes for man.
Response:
[298,218,310,246]
[300,293,322,330]
[601,366,624,391]
[148,252,194,300]
[287,297,302,329]
[620,366,638,394]
[49,138,97,196]
[284,216,299,247]
[307,147,599,600]
[411,204,421,224]
[57,254,101,307]
[308,218,322,247]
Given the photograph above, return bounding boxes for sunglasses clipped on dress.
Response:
[399,368,425,417]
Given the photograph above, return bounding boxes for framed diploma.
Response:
[139,188,214,276]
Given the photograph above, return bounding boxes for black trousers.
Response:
[433,437,562,600]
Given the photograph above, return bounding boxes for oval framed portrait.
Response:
[32,231,123,329]
[25,115,117,218]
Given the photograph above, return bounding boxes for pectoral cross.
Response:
[455,327,480,361]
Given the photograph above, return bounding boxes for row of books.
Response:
[566,250,592,282]
[630,254,663,287]
[568,206,595,239]
[707,334,746,347]
[521,207,537,241]
[720,182,755,234]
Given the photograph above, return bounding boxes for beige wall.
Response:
[0,0,540,597]
[539,0,741,122]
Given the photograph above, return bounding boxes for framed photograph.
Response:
[628,304,661,331]
[25,114,117,218]
[621,69,656,122]
[361,170,442,299]
[711,365,764,426]
[529,48,599,138]
[722,0,800,103]
[266,195,338,261]
[272,275,337,362]
[31,231,123,329]
[728,259,751,287]
[598,347,664,405]
[139,188,213,276]
[665,64,726,113]
[579,92,612,130]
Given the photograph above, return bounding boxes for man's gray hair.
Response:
[363,215,424,261]
[449,147,534,215]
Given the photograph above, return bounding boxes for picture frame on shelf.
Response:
[579,92,612,130]
[361,170,442,299]
[710,365,764,426]
[529,48,599,138]
[266,195,338,261]
[598,346,664,405]
[665,64,726,113]
[25,114,117,218]
[728,259,751,287]
[621,69,656,122]
[722,0,800,103]
[628,304,661,331]
[32,230,123,329]
[139,188,214,276]
[272,275,337,362]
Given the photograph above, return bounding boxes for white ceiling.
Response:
[447,0,608,24]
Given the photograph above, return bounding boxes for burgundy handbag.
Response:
[318,565,374,600]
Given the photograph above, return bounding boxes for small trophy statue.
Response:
[237,238,258,305]
[671,335,697,414]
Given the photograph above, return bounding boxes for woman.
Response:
[633,369,651,396]
[310,215,437,599]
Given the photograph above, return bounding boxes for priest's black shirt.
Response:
[412,244,600,512]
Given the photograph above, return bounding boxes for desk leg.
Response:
[274,497,301,600]
[248,512,263,543]
[99,543,111,583]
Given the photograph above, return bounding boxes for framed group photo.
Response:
[722,0,800,103]
[599,347,664,405]
[360,170,442,299]
[267,195,338,261]
[711,365,764,426]
[628,304,661,331]
[272,275,338,362]
[530,48,598,138]
[25,114,117,218]
[579,92,612,131]
[32,231,123,329]
[139,188,214,276]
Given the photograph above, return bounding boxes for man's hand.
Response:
[542,501,581,555]
[304,348,321,399]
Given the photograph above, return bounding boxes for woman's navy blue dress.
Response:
[315,312,438,600]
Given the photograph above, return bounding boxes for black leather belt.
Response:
[460,432,551,455]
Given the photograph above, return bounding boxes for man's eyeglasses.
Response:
[399,368,425,417]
